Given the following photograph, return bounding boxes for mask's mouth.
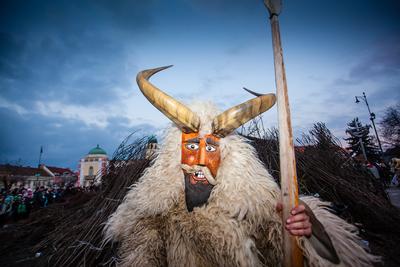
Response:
[181,164,217,185]
[190,170,207,184]
[181,164,216,212]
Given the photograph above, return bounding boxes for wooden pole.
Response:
[263,1,303,266]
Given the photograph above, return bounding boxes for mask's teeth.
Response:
[194,171,204,178]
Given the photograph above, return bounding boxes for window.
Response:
[89,166,94,176]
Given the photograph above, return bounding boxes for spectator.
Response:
[365,161,380,179]
[390,158,400,186]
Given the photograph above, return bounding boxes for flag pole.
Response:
[38,145,43,167]
[263,1,303,266]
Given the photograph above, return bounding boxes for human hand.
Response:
[276,203,312,237]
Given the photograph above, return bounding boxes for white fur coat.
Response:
[105,103,379,267]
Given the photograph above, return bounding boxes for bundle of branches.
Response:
[30,133,150,267]
[247,122,400,266]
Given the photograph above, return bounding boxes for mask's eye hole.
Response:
[206,145,216,152]
[185,143,199,150]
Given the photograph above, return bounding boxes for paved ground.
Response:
[387,185,400,208]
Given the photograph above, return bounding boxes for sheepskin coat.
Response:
[105,103,379,267]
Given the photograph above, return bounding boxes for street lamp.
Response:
[354,92,383,154]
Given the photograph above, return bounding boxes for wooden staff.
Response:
[263,1,303,266]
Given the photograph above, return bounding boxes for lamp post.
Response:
[355,92,383,154]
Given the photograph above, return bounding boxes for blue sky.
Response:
[1,0,399,169]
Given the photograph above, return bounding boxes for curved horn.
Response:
[136,66,200,133]
[243,87,264,97]
[212,93,276,137]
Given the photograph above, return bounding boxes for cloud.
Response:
[0,107,156,169]
[93,0,157,32]
[333,39,400,86]
[186,0,262,15]
[0,0,161,169]
[35,101,112,128]
[0,0,158,110]
[199,73,233,93]
[0,97,28,115]
[0,32,131,106]
[297,39,400,144]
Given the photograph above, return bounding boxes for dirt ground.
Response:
[0,192,95,267]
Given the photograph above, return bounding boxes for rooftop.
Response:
[88,144,107,155]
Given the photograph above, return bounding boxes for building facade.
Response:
[78,145,109,187]
[0,164,75,189]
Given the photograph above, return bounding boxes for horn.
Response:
[243,87,264,97]
[212,93,276,137]
[136,66,200,133]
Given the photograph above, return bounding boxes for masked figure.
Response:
[105,66,379,267]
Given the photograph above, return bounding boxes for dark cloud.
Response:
[0,107,156,169]
[334,39,400,86]
[350,43,400,80]
[0,32,30,81]
[94,0,157,32]
[0,32,25,63]
[0,0,157,33]
[319,39,400,142]
[0,0,157,107]
[0,1,162,169]
[187,0,262,14]
[366,86,400,118]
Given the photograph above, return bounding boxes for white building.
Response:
[78,145,108,187]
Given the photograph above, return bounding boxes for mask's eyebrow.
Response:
[206,138,219,146]
[185,137,200,143]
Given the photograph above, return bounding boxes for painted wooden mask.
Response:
[181,133,221,211]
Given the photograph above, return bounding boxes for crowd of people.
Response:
[363,158,400,187]
[389,157,400,186]
[0,186,67,224]
[0,158,398,225]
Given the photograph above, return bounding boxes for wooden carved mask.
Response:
[181,132,220,211]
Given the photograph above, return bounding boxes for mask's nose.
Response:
[198,144,206,166]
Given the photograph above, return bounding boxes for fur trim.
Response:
[104,102,379,266]
[104,124,183,242]
[299,196,381,267]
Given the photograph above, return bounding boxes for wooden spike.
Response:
[264,1,304,267]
